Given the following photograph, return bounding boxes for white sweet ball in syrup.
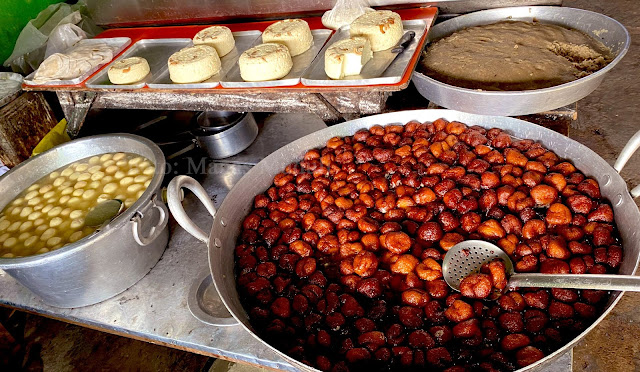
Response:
[7,221,21,232]
[27,211,43,221]
[77,172,91,182]
[69,231,84,243]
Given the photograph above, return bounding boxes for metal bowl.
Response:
[0,134,169,308]
[412,6,630,116]
[194,112,259,159]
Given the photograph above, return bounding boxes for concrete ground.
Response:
[1,0,639,371]
[563,1,640,371]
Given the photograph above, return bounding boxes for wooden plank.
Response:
[90,91,343,121]
[321,91,390,115]
[0,92,58,168]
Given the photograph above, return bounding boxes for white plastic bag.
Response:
[3,2,101,74]
[322,0,373,30]
[44,21,88,60]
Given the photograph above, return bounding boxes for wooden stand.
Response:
[0,92,58,168]
[44,85,397,137]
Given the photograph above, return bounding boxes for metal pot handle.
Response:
[167,175,216,244]
[132,194,169,246]
[614,129,640,198]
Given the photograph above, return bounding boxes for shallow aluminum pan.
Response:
[86,38,191,90]
[24,37,131,87]
[412,6,630,116]
[302,20,427,86]
[221,29,333,88]
[168,109,640,372]
[147,31,262,90]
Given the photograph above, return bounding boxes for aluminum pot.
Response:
[194,111,259,159]
[167,110,640,371]
[0,134,169,308]
[412,6,630,116]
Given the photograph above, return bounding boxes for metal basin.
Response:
[412,6,630,116]
[0,134,169,308]
[168,109,640,372]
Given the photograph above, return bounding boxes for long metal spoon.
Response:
[442,240,640,292]
[84,199,124,228]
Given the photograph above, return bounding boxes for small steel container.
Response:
[412,6,630,116]
[194,111,259,159]
[0,134,169,308]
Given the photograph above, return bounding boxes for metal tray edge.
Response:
[301,20,427,87]
[23,37,132,87]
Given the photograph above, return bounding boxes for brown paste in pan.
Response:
[419,21,613,91]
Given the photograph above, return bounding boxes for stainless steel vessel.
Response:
[194,111,259,159]
[0,134,169,308]
[168,110,640,372]
[412,7,630,116]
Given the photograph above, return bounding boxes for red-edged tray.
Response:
[23,7,437,92]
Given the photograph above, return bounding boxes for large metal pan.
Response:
[167,110,640,371]
[412,7,630,116]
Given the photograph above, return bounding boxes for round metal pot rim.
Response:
[195,111,247,133]
[193,112,250,140]
[413,6,630,95]
[0,133,166,269]
[199,109,639,372]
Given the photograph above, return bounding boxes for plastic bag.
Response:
[31,119,70,157]
[322,0,373,30]
[44,18,88,60]
[3,1,102,74]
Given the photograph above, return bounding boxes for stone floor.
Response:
[1,0,640,371]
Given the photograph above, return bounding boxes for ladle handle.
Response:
[509,273,640,292]
[614,128,640,198]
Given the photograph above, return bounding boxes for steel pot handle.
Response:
[132,194,169,246]
[614,129,640,198]
[167,175,216,244]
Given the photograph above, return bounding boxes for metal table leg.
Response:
[56,91,97,138]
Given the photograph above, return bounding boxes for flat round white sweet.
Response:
[350,10,403,52]
[168,45,221,84]
[262,19,313,57]
[325,36,373,79]
[193,26,236,57]
[239,43,293,82]
[108,57,150,84]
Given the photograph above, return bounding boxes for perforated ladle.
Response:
[442,240,640,292]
